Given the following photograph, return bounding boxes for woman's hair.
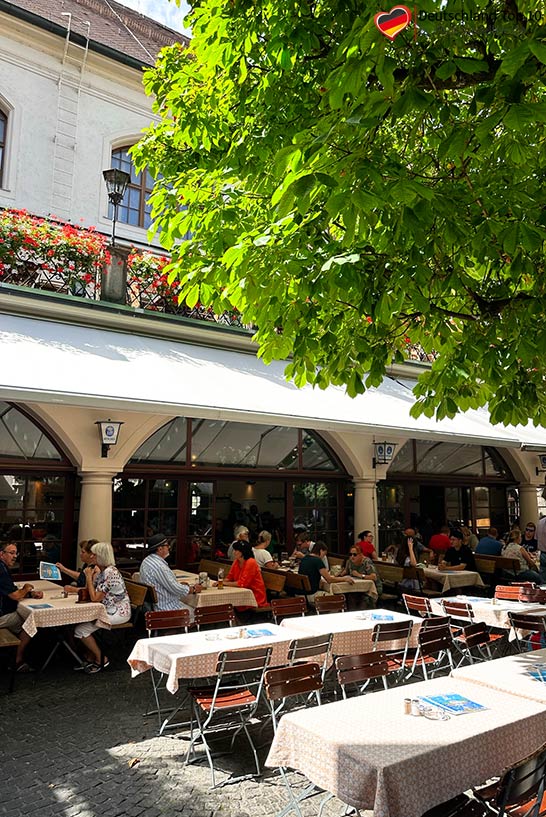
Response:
[508,529,522,544]
[232,541,254,560]
[257,530,271,545]
[91,541,116,567]
[395,538,410,566]
[79,538,99,553]
[234,525,249,539]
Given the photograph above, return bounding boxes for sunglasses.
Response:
[349,552,359,557]
[526,528,536,533]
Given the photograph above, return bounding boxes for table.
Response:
[17,579,110,638]
[172,569,258,608]
[322,577,378,601]
[431,595,546,629]
[128,622,305,693]
[279,609,422,656]
[423,566,485,592]
[265,676,546,817]
[453,647,546,704]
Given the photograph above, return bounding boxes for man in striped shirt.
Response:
[140,533,202,619]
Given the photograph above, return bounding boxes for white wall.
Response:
[0,11,159,245]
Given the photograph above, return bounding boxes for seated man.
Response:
[140,533,202,619]
[341,547,382,609]
[298,542,354,604]
[439,530,476,571]
[0,541,43,671]
[476,527,503,556]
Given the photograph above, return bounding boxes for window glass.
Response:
[293,481,338,548]
[0,402,62,460]
[301,432,337,470]
[109,146,154,229]
[131,418,188,463]
[388,440,414,472]
[0,110,6,187]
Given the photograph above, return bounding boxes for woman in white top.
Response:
[502,529,542,583]
[252,531,279,569]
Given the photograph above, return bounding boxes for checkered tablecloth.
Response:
[17,580,110,637]
[423,566,485,591]
[128,623,305,693]
[172,570,257,609]
[453,647,546,703]
[431,595,546,629]
[266,677,546,817]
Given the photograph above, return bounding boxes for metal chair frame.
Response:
[473,741,546,817]
[144,609,190,734]
[271,596,307,625]
[185,646,272,788]
[508,612,546,653]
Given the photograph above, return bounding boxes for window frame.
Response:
[0,108,7,189]
[110,145,154,229]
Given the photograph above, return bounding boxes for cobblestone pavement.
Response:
[1,637,360,817]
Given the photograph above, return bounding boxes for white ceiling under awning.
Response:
[0,313,545,448]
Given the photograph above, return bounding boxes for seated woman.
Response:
[502,529,542,584]
[252,530,279,570]
[56,538,98,593]
[74,541,131,673]
[223,541,268,609]
[341,547,382,609]
[396,536,421,594]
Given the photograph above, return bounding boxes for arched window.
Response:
[110,146,154,229]
[0,403,76,576]
[388,439,512,479]
[0,109,7,188]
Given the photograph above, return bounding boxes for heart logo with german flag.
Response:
[374,6,412,40]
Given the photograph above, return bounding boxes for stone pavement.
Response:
[1,638,360,817]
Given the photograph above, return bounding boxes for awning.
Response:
[1,313,544,448]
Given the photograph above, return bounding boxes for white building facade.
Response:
[1,0,545,576]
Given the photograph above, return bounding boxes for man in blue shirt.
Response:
[0,541,43,671]
[476,527,503,556]
[140,533,202,619]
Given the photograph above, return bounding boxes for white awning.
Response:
[0,313,544,448]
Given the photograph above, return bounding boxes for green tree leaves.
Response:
[133,0,546,426]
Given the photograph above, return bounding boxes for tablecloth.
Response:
[17,580,110,638]
[265,676,546,817]
[453,647,546,703]
[423,566,485,592]
[431,595,546,629]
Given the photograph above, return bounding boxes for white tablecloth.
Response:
[431,595,546,628]
[128,623,305,693]
[266,677,546,817]
[17,580,110,638]
[323,577,378,600]
[423,566,485,592]
[453,647,546,703]
[279,609,422,655]
[172,570,257,608]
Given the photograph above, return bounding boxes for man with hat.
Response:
[140,533,202,618]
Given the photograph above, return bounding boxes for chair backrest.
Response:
[216,645,272,676]
[375,563,404,587]
[261,569,286,596]
[494,556,521,576]
[194,603,236,629]
[145,608,190,637]
[327,555,345,569]
[420,615,451,632]
[372,619,413,646]
[518,587,546,604]
[265,662,323,703]
[288,633,333,666]
[271,596,307,624]
[315,594,346,614]
[508,612,546,634]
[495,585,522,601]
[123,579,150,626]
[461,621,490,650]
[474,556,497,580]
[418,622,453,657]
[403,594,432,617]
[283,571,312,594]
[441,600,475,622]
[336,651,390,693]
[494,742,546,816]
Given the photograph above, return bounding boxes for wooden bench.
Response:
[283,571,312,595]
[0,627,20,693]
[261,569,287,598]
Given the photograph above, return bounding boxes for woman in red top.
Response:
[224,541,268,608]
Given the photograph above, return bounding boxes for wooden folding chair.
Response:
[185,646,272,787]
[336,651,390,697]
[271,596,307,625]
[442,600,505,658]
[404,621,454,680]
[508,612,546,653]
[371,619,414,683]
[403,593,433,618]
[314,594,346,614]
[288,633,333,682]
[144,609,191,733]
[193,603,236,630]
[473,741,546,817]
[495,585,523,601]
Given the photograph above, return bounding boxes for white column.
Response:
[353,477,379,540]
[77,471,116,546]
[519,483,540,526]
